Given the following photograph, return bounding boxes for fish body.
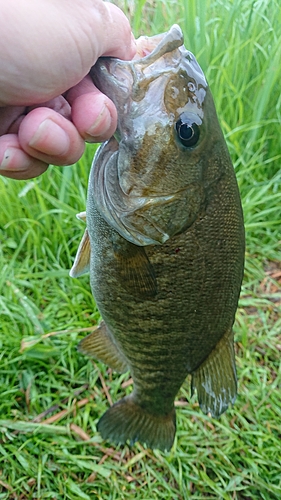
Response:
[71,25,245,451]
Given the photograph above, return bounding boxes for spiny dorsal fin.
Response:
[69,228,90,278]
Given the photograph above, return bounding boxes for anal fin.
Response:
[78,321,128,373]
[191,329,237,417]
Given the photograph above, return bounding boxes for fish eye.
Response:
[175,116,200,148]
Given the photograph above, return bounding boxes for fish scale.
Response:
[70,24,244,451]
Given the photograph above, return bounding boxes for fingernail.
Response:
[0,148,13,169]
[87,105,112,138]
[0,147,30,170]
[29,118,70,155]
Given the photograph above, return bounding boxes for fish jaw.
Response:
[90,24,184,115]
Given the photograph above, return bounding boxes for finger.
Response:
[0,97,70,137]
[0,134,48,180]
[27,95,71,119]
[99,3,136,60]
[73,93,117,142]
[18,107,85,166]
[66,76,117,142]
[0,106,26,135]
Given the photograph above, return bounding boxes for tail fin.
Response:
[97,394,176,451]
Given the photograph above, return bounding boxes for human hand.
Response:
[0,0,135,180]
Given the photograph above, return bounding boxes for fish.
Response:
[70,24,245,451]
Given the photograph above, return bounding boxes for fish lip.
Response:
[130,24,184,65]
[90,24,184,91]
[96,23,183,67]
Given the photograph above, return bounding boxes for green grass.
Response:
[0,0,281,498]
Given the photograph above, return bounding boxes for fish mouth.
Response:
[90,24,184,105]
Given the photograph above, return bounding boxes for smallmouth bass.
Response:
[70,25,245,451]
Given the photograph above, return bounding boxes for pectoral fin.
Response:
[69,228,91,278]
[191,329,237,417]
[112,235,157,299]
[78,321,128,373]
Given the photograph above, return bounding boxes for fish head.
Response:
[90,25,230,246]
